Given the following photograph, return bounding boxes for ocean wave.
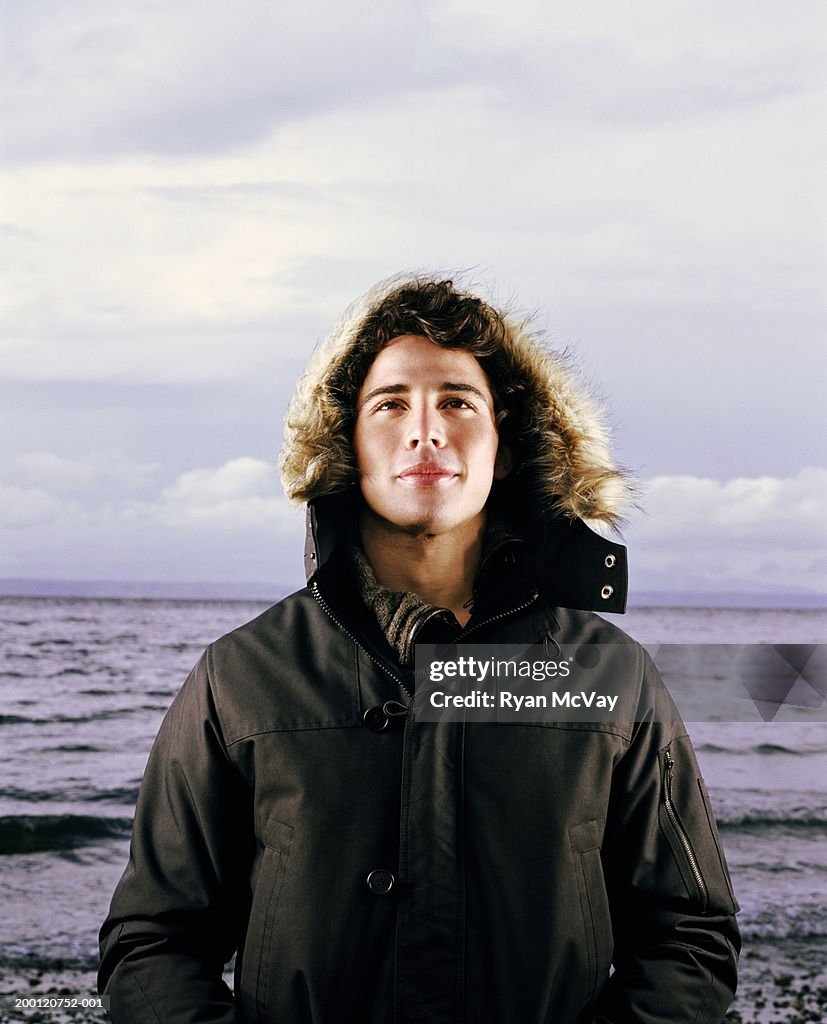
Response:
[719,811,827,830]
[739,904,827,941]
[738,859,827,875]
[0,784,140,804]
[0,814,133,854]
[0,948,100,972]
[46,743,105,753]
[0,706,162,725]
[697,741,827,756]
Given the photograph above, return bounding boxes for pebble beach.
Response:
[2,942,827,1022]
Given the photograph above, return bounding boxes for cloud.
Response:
[158,457,298,526]
[637,469,826,539]
[2,1,822,396]
[7,0,823,163]
[14,451,162,498]
[0,486,69,530]
[3,0,470,163]
[626,468,827,594]
[4,454,297,527]
[439,0,824,120]
[1,458,824,596]
[0,456,304,583]
[2,0,824,545]
[163,457,274,503]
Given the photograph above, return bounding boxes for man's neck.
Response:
[357,509,486,627]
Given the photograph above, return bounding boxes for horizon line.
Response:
[1,578,825,610]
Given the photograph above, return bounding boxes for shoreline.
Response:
[1,940,827,1022]
[0,967,101,1024]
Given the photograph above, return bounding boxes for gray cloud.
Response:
[7,1,825,162]
[3,0,825,594]
[3,0,474,162]
[2,458,824,595]
[625,469,827,597]
[0,456,304,584]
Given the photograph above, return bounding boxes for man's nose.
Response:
[406,406,445,448]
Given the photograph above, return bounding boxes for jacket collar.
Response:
[304,491,628,615]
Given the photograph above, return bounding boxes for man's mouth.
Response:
[398,463,457,484]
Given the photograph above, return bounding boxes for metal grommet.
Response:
[309,552,316,561]
[600,585,614,600]
[366,868,396,895]
[604,554,616,569]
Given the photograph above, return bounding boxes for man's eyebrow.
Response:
[440,382,488,401]
[360,384,409,406]
[360,382,489,407]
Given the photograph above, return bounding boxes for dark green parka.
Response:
[99,276,739,1022]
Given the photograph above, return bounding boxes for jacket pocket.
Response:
[698,777,740,912]
[658,744,708,912]
[569,819,613,1002]
[240,818,294,1021]
[657,740,739,915]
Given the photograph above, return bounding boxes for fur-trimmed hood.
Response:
[279,273,633,532]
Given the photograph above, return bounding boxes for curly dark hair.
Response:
[327,278,526,451]
[280,273,631,527]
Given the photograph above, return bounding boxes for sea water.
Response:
[0,597,824,974]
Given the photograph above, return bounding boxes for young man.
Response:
[99,275,740,1022]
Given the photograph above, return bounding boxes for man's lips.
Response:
[397,463,457,484]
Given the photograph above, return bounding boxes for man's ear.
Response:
[494,443,512,480]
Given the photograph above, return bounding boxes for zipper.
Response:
[312,582,541,700]
[662,746,708,912]
[311,581,412,701]
[457,591,540,641]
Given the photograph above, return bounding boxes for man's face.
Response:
[353,334,509,540]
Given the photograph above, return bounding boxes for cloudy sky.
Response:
[2,0,825,601]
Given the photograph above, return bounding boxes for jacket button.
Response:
[604,553,616,569]
[601,584,614,600]
[366,869,396,895]
[363,706,388,732]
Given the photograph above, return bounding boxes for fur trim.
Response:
[279,273,634,530]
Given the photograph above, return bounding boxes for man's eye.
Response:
[443,397,474,410]
[375,399,404,411]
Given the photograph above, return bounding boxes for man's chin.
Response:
[368,509,487,543]
[385,515,446,539]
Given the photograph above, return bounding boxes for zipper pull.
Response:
[663,746,674,796]
[383,700,408,719]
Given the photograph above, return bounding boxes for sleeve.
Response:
[98,648,255,1024]
[592,648,740,1023]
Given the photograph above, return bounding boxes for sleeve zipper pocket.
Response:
[661,745,709,913]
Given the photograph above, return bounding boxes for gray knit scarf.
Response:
[348,517,521,667]
[348,545,458,667]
